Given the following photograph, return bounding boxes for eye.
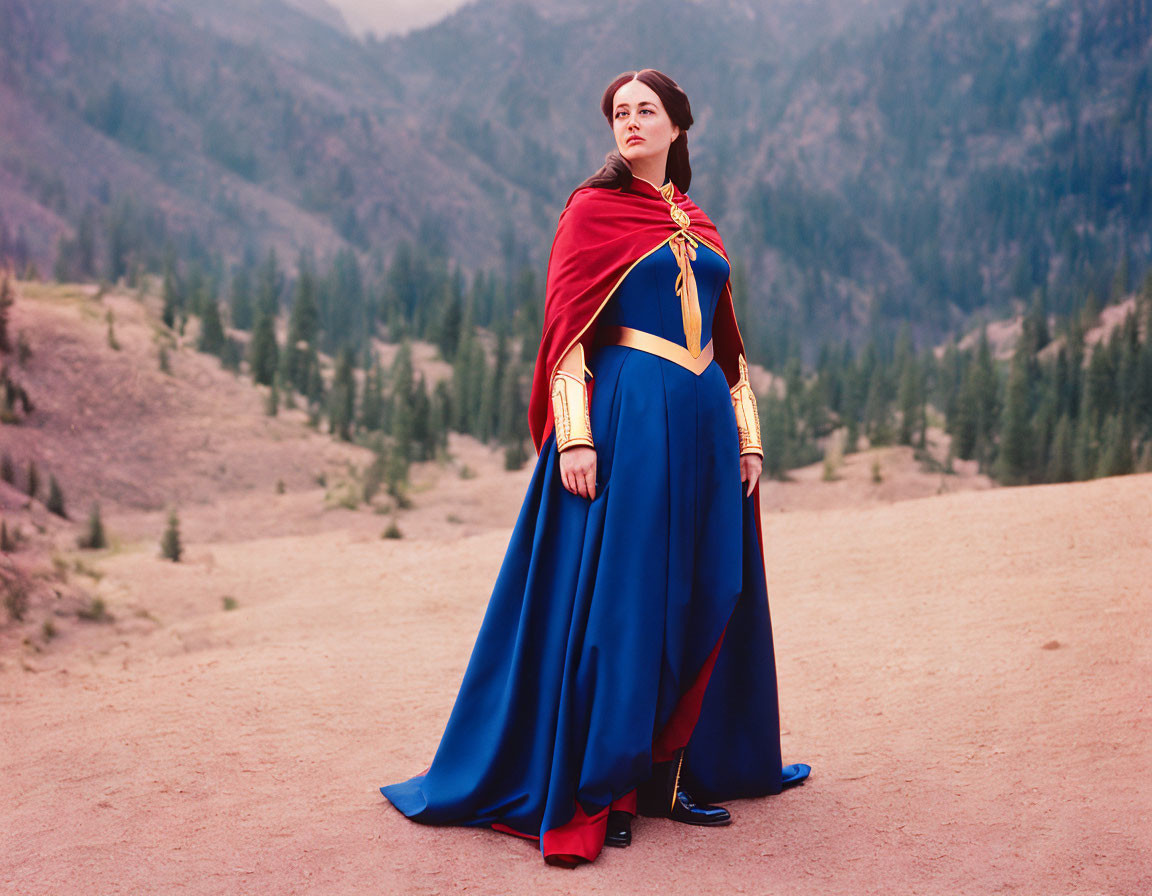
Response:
[641,108,654,115]
[614,109,627,118]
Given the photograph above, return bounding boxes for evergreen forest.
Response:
[2,0,1151,491]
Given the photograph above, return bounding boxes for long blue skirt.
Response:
[381,345,785,854]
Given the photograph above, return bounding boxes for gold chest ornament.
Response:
[659,183,702,358]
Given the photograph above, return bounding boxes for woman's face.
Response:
[611,78,680,176]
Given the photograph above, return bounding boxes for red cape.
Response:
[528,177,748,454]
[527,177,766,560]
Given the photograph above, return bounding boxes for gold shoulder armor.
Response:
[730,354,763,457]
[551,343,594,451]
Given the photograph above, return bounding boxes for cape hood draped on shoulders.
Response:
[527,178,749,454]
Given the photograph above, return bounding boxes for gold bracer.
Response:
[551,344,594,451]
[730,354,763,457]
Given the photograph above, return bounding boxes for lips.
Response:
[627,135,644,145]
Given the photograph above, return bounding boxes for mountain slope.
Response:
[0,0,1148,350]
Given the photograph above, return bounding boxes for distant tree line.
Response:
[21,169,1152,494]
[149,238,541,487]
[755,271,1152,486]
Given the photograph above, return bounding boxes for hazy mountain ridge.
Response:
[732,0,1151,345]
[0,0,1148,351]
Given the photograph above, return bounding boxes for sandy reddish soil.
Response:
[758,441,993,514]
[2,282,1150,895]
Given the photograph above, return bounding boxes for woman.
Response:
[380,68,810,868]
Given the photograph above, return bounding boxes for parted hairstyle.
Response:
[579,69,694,193]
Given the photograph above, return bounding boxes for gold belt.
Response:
[595,326,714,375]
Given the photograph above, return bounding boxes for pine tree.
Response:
[730,260,751,346]
[1136,441,1152,473]
[1020,290,1050,356]
[220,336,243,373]
[25,460,38,499]
[290,261,321,345]
[975,329,999,428]
[46,474,67,518]
[1072,414,1097,481]
[953,328,1000,467]
[106,198,133,283]
[198,298,226,356]
[265,374,280,417]
[432,380,452,454]
[452,330,487,436]
[304,348,324,409]
[162,264,180,329]
[256,250,282,317]
[897,359,920,446]
[105,310,120,351]
[184,263,208,319]
[497,357,526,447]
[863,364,893,446]
[284,258,320,393]
[385,447,409,506]
[1116,314,1141,418]
[436,284,463,362]
[359,357,385,432]
[513,266,540,342]
[390,340,414,403]
[0,371,13,423]
[0,274,13,353]
[1136,337,1152,440]
[1095,415,1133,479]
[1052,348,1073,421]
[79,502,107,549]
[1050,414,1073,481]
[248,312,279,386]
[411,375,433,461]
[390,342,416,461]
[230,265,254,331]
[845,412,860,455]
[760,394,790,479]
[997,357,1034,485]
[160,508,183,562]
[328,348,356,441]
[478,329,507,443]
[504,440,528,470]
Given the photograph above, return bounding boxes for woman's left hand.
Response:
[740,453,762,498]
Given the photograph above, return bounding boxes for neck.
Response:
[627,157,668,191]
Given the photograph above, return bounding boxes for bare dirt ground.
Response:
[2,282,1150,895]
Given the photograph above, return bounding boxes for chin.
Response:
[619,146,650,165]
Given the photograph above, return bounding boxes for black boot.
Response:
[637,748,731,826]
[604,810,632,848]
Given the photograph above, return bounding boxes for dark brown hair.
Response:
[579,69,694,193]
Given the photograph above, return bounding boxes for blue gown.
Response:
[381,240,787,857]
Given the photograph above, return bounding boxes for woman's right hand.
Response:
[559,445,597,500]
